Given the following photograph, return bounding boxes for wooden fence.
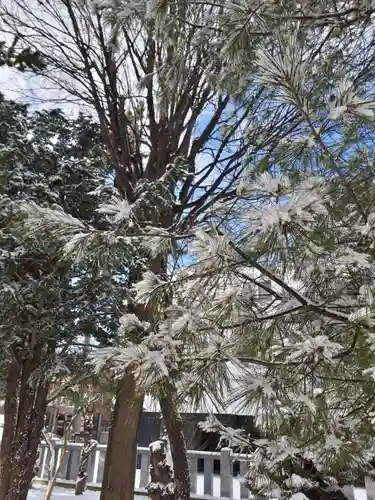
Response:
[35,441,375,500]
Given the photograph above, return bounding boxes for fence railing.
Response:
[36,441,249,499]
[35,441,374,500]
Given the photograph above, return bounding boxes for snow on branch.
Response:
[96,195,131,223]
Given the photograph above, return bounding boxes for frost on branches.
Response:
[188,28,375,500]
[0,97,121,500]
[82,25,375,500]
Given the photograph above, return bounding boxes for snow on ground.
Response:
[355,489,368,500]
[27,485,370,500]
[28,486,99,500]
[28,486,147,500]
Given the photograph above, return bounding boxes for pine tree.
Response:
[125,19,375,500]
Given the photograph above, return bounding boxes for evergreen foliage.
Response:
[0,36,45,71]
[0,94,125,500]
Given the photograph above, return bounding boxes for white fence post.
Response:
[58,445,69,480]
[55,443,62,478]
[39,445,48,479]
[140,453,150,488]
[342,485,355,500]
[204,458,213,496]
[343,485,356,500]
[189,454,197,495]
[49,438,59,479]
[92,449,101,484]
[366,476,375,500]
[220,448,233,498]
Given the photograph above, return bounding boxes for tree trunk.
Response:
[23,381,49,493]
[99,258,164,500]
[159,396,190,500]
[0,358,19,500]
[6,381,48,500]
[99,375,144,500]
[31,449,41,487]
[301,486,351,500]
[148,439,174,500]
[0,351,49,500]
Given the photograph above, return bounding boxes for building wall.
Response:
[137,412,256,451]
[0,399,255,451]
[138,412,162,446]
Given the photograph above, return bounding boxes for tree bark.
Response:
[301,486,351,500]
[99,258,164,500]
[0,350,49,500]
[23,381,49,494]
[99,375,144,500]
[0,358,19,500]
[159,396,190,500]
[6,383,48,500]
[148,439,174,500]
